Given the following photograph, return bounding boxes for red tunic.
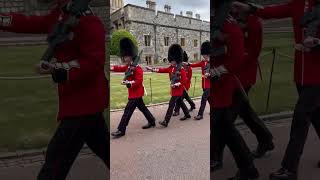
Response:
[0,9,108,120]
[189,60,211,89]
[256,0,320,85]
[237,15,263,88]
[185,65,193,90]
[157,65,187,97]
[210,19,246,108]
[112,65,145,99]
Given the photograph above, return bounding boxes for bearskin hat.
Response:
[168,44,184,63]
[119,37,138,58]
[201,41,212,55]
[183,51,189,62]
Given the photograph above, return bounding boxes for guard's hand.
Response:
[145,66,153,71]
[204,73,211,78]
[35,62,53,75]
[232,2,251,13]
[121,80,128,85]
[182,62,189,66]
[303,36,320,48]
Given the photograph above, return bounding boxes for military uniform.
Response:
[173,51,196,115]
[252,0,320,179]
[212,13,274,170]
[189,42,212,120]
[0,2,109,179]
[152,44,191,127]
[210,2,259,178]
[111,38,156,138]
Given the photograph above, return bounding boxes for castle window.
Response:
[144,35,151,46]
[194,53,198,61]
[180,38,185,47]
[145,56,152,65]
[164,37,169,46]
[193,39,198,47]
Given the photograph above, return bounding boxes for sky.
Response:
[124,0,210,21]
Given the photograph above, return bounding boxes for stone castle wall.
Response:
[111,4,210,64]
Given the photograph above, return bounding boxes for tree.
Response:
[110,29,138,56]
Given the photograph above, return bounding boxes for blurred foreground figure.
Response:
[210,0,259,179]
[233,0,320,179]
[0,0,110,179]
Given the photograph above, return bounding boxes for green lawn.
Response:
[0,32,297,152]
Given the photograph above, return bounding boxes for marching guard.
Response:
[210,0,259,179]
[110,38,156,138]
[211,0,275,172]
[173,51,196,116]
[233,0,320,179]
[1,0,110,179]
[187,41,212,120]
[146,44,191,127]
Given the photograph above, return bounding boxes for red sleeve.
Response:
[256,3,292,19]
[157,66,172,73]
[0,9,60,34]
[223,23,245,74]
[112,65,128,72]
[189,61,203,68]
[131,66,143,88]
[68,16,106,83]
[246,16,263,62]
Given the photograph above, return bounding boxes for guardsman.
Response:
[146,44,191,127]
[0,0,109,179]
[173,51,196,116]
[188,41,211,120]
[211,0,275,172]
[110,38,156,138]
[233,0,320,179]
[210,0,259,179]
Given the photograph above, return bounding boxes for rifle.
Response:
[171,63,182,86]
[41,0,91,68]
[123,50,143,81]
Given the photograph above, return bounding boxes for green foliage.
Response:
[110,29,138,56]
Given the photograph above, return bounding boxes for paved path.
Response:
[110,99,211,180]
[212,118,320,180]
[0,153,109,180]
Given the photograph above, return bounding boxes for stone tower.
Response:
[111,0,124,13]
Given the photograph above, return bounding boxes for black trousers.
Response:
[281,84,320,172]
[174,89,196,113]
[164,96,190,124]
[211,107,253,169]
[37,113,109,180]
[118,97,155,132]
[198,88,211,116]
[213,87,273,161]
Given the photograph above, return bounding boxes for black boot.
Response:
[172,111,180,116]
[159,121,168,127]
[180,114,191,121]
[210,160,223,172]
[194,115,203,120]
[142,122,156,129]
[227,166,259,180]
[318,161,320,168]
[252,142,275,158]
[111,130,125,138]
[269,168,297,180]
